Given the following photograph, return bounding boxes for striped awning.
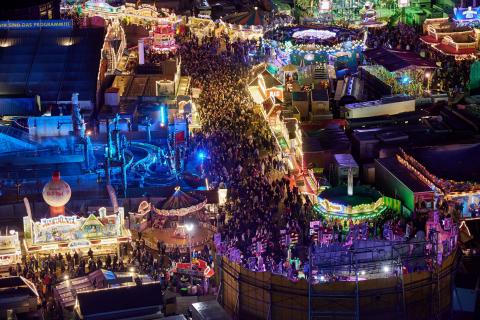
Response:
[225,10,265,26]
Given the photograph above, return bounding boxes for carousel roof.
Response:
[155,187,207,217]
[161,187,202,210]
[224,9,266,26]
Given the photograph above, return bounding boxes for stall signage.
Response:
[39,215,78,227]
[268,88,283,100]
[0,254,15,266]
[68,240,91,249]
[0,20,73,29]
[310,220,321,229]
[41,244,59,251]
[100,238,117,245]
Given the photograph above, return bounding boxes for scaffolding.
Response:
[308,239,431,320]
[216,238,458,320]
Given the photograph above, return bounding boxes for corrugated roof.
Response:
[0,27,103,104]
[364,48,436,72]
[375,157,432,193]
[409,144,480,183]
[77,282,163,317]
[302,126,350,152]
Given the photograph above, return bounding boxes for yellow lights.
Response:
[397,148,480,197]
[58,37,75,47]
[0,39,14,48]
[185,223,194,233]
[459,220,472,237]
[218,188,228,206]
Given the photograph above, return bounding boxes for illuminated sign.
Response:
[100,238,117,245]
[68,240,91,249]
[39,215,79,227]
[398,0,409,8]
[0,20,73,29]
[319,0,332,13]
[267,88,284,101]
[0,254,16,266]
[218,189,227,206]
[454,6,480,21]
[41,244,59,251]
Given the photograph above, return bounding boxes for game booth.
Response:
[0,231,22,270]
[23,208,131,257]
[174,258,215,296]
[396,147,480,219]
[22,172,131,257]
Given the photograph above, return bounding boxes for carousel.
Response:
[264,24,365,69]
[313,169,387,221]
[314,185,387,221]
[222,8,266,40]
[133,187,214,252]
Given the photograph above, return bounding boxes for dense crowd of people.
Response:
[1,14,465,320]
[8,249,129,319]
[178,33,316,278]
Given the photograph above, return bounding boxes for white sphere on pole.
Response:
[42,171,71,208]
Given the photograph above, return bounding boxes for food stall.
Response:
[187,16,216,40]
[174,258,215,295]
[0,231,22,269]
[23,207,131,257]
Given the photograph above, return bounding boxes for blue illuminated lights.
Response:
[400,75,410,85]
[160,105,166,126]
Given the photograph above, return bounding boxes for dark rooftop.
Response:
[0,26,103,104]
[0,276,39,299]
[312,89,329,101]
[3,0,58,9]
[190,300,232,320]
[376,157,432,193]
[77,283,163,319]
[364,48,436,72]
[408,144,480,183]
[302,125,350,152]
[292,91,308,101]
